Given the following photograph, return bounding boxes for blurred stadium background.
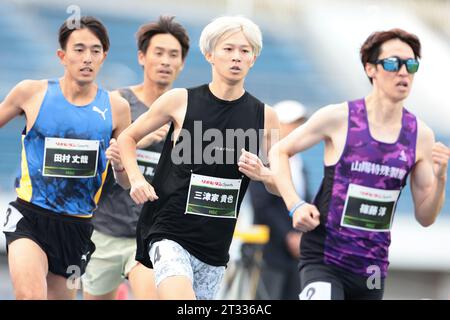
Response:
[0,0,449,299]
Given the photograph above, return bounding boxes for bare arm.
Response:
[108,91,132,188]
[238,104,280,194]
[410,121,449,226]
[0,80,42,128]
[117,88,187,203]
[261,105,281,194]
[136,124,170,149]
[268,103,347,232]
[269,103,345,209]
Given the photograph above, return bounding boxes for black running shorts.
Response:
[3,198,95,278]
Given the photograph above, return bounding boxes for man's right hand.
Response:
[292,203,320,232]
[130,177,159,204]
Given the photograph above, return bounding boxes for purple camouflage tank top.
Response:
[299,98,417,278]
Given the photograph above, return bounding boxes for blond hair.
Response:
[199,16,262,57]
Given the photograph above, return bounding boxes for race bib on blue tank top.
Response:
[43,137,99,178]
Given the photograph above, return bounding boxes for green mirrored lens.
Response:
[406,60,419,73]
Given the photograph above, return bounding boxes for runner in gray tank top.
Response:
[83,16,190,300]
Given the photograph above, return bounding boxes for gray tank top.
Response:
[92,88,166,237]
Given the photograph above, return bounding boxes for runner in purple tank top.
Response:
[263,28,450,300]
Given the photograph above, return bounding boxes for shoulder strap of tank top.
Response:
[46,78,60,95]
[346,98,371,144]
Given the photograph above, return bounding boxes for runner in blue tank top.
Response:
[266,29,450,299]
[0,16,131,299]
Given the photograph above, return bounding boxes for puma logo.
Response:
[92,106,108,120]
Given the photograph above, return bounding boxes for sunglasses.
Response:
[374,56,420,74]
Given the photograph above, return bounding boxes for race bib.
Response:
[340,183,400,232]
[299,282,332,300]
[185,173,242,219]
[3,205,24,233]
[136,149,161,182]
[43,137,99,178]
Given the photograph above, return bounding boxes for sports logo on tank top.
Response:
[92,106,108,120]
[399,150,407,162]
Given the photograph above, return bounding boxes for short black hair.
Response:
[59,16,110,52]
[136,16,190,60]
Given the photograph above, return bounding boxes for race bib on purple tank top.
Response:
[341,184,400,232]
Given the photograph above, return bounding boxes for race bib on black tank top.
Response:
[185,173,242,219]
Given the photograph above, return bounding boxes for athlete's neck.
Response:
[59,77,98,106]
[130,80,169,108]
[365,93,403,125]
[208,81,245,101]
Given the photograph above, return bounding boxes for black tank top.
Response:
[136,84,265,267]
[92,88,165,237]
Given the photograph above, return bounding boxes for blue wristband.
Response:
[288,200,306,217]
